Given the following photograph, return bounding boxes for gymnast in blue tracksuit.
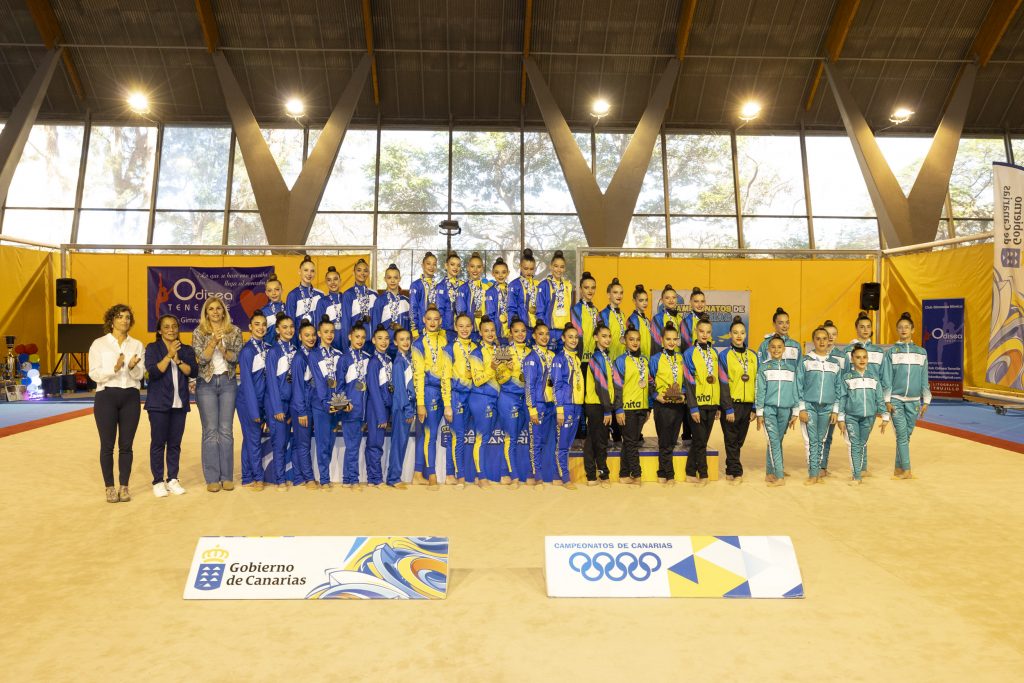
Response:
[285,255,324,326]
[288,320,318,488]
[340,258,377,353]
[434,252,464,334]
[485,258,512,344]
[551,323,584,489]
[469,316,501,485]
[524,322,557,484]
[261,274,287,345]
[535,250,573,353]
[442,313,478,485]
[366,325,396,487]
[796,326,843,483]
[308,315,344,487]
[371,263,411,354]
[314,266,345,351]
[338,325,370,486]
[456,252,490,343]
[497,318,532,486]
[264,313,296,487]
[757,307,802,370]
[412,306,447,487]
[882,311,931,478]
[237,312,271,487]
[839,344,889,484]
[409,252,439,340]
[507,249,539,337]
[389,328,415,489]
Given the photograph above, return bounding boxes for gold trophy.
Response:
[663,381,685,403]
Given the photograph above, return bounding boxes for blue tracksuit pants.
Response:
[388,414,412,485]
[312,408,338,483]
[416,384,443,477]
[497,391,526,480]
[554,404,581,483]
[266,403,291,484]
[341,419,364,484]
[447,389,472,480]
[365,403,389,485]
[289,407,314,484]
[239,413,265,485]
[467,392,497,478]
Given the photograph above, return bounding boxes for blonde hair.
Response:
[197,297,236,335]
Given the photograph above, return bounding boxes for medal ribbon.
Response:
[424,274,436,306]
[350,349,367,383]
[698,344,715,380]
[631,354,647,387]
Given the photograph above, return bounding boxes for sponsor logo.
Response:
[568,551,662,582]
[930,328,964,342]
[194,546,229,591]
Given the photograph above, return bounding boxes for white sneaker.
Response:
[153,482,169,498]
[166,479,186,495]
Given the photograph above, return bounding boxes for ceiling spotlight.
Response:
[285,98,305,119]
[739,100,762,122]
[127,91,150,115]
[590,98,611,118]
[889,107,914,125]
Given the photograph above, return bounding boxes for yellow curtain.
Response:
[0,245,58,370]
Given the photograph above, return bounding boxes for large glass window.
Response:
[736,135,806,216]
[231,128,305,210]
[376,130,448,212]
[307,213,374,245]
[77,210,149,244]
[665,133,735,216]
[625,216,667,248]
[81,126,158,210]
[452,131,521,213]
[813,218,879,250]
[949,137,1004,219]
[876,136,932,195]
[1012,138,1024,166]
[319,129,377,211]
[153,212,224,245]
[157,127,231,211]
[524,131,576,214]
[805,135,874,218]
[670,217,738,249]
[1,209,74,244]
[595,133,665,215]
[6,124,84,208]
[742,217,809,249]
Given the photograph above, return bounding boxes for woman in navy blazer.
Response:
[145,315,197,498]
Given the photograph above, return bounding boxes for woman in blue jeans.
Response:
[192,297,243,492]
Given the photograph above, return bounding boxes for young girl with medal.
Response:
[536,250,573,353]
[627,285,656,358]
[583,323,615,487]
[485,258,512,344]
[338,325,371,488]
[496,317,531,487]
[650,321,685,485]
[755,335,800,487]
[820,319,845,475]
[412,306,447,488]
[600,278,628,362]
[653,285,684,342]
[365,325,396,487]
[570,271,600,364]
[757,307,801,369]
[680,287,708,348]
[441,313,478,487]
[838,344,889,485]
[264,313,296,488]
[237,311,271,488]
[286,255,323,325]
[469,316,502,486]
[388,328,415,489]
[881,312,930,480]
[314,265,345,351]
[341,258,377,351]
[681,316,732,484]
[846,311,885,475]
[457,252,491,342]
[524,322,557,485]
[371,263,411,354]
[433,252,464,333]
[796,326,843,485]
[550,324,583,489]
[409,252,439,340]
[612,326,651,485]
[717,316,757,483]
[508,249,539,335]
[309,315,345,488]
[288,320,319,489]
[261,274,287,345]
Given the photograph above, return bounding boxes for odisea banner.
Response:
[922,298,965,398]
[184,536,449,600]
[988,162,1024,391]
[652,289,751,350]
[545,535,803,599]
[148,266,274,332]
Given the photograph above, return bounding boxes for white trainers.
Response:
[153,482,169,498]
[166,479,186,495]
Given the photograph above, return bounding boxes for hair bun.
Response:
[626,323,637,332]
[581,271,593,279]
[523,248,534,258]
[663,283,673,291]
[355,258,367,265]
[634,284,645,293]
[319,314,331,324]
[300,254,314,265]
[387,263,399,270]
[823,319,834,327]
[698,313,711,323]
[479,315,492,324]
[664,321,676,331]
[494,257,506,266]
[426,304,438,311]
[374,324,388,333]
[732,315,742,324]
[275,311,288,322]
[899,311,913,321]
[775,307,785,314]
[692,286,703,295]
[447,251,459,260]
[327,265,338,273]
[859,310,868,317]
[611,277,620,285]
[424,251,435,259]
[267,273,279,282]
[471,251,481,259]
[563,322,574,332]
[553,249,564,259]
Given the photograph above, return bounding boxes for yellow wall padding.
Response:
[0,245,58,370]
[882,243,994,391]
[583,256,874,345]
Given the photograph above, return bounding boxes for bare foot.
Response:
[587,480,598,487]
[820,469,829,478]
[657,477,667,484]
[765,474,777,484]
[697,478,708,487]
[731,476,743,485]
[551,480,564,488]
[390,482,408,490]
[599,480,611,489]
[725,475,734,481]
[803,477,817,486]
[685,476,699,484]
[412,473,428,486]
[509,480,521,490]
[565,482,578,490]
[860,470,873,478]
[848,478,862,486]
[477,478,491,488]
[500,476,511,485]
[900,470,914,479]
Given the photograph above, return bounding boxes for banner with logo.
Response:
[546,535,803,599]
[988,162,1024,390]
[185,536,449,600]
[148,266,274,332]
[922,298,965,398]
[652,289,751,350]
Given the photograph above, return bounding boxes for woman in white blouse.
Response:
[88,304,146,503]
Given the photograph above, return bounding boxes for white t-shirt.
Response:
[210,346,228,375]
[88,333,146,391]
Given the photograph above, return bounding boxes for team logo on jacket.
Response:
[194,546,229,590]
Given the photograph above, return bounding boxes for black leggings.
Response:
[94,387,141,487]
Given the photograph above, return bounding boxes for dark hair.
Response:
[580,271,595,286]
[355,258,368,267]
[768,334,786,345]
[300,254,314,266]
[266,273,280,285]
[326,265,338,275]
[510,316,527,331]
[386,263,400,273]
[606,277,622,294]
[318,314,333,328]
[533,321,550,333]
[772,307,788,323]
[562,322,577,338]
[729,315,745,330]
[479,315,496,329]
[446,251,460,263]
[373,323,389,335]
[468,251,483,262]
[422,252,436,263]
[298,319,315,332]
[855,311,871,325]
[812,326,829,338]
[850,343,868,356]
[455,312,473,326]
[520,248,535,264]
[275,312,291,325]
[103,304,135,334]
[898,311,915,327]
[823,319,836,328]
[632,284,646,300]
[551,249,565,262]
[492,257,507,268]
[594,322,610,335]
[250,310,267,323]
[690,287,704,298]
[662,284,675,295]
[349,325,367,338]
[624,324,640,337]
[663,321,679,335]
[155,313,179,338]
[696,314,712,329]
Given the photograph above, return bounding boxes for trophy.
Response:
[493,346,513,364]
[663,382,685,403]
[329,391,352,413]
[3,336,15,383]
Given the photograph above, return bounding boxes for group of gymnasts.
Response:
[231,249,932,491]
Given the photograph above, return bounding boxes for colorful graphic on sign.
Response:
[922,298,965,398]
[148,266,274,332]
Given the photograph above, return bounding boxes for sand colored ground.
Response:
[1,412,1021,682]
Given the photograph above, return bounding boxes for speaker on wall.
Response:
[859,282,881,311]
[56,278,78,308]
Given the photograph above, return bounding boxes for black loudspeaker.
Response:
[56,278,78,307]
[859,282,881,311]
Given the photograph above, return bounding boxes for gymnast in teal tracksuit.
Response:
[365,325,396,487]
[389,328,415,489]
[264,313,296,487]
[757,307,802,369]
[839,344,889,484]
[882,312,931,479]
[796,326,843,484]
[237,312,270,487]
[308,316,344,487]
[821,319,846,468]
[469,316,501,485]
[847,311,886,473]
[755,335,800,486]
[288,320,318,488]
[524,322,557,484]
[338,326,371,486]
[550,323,584,488]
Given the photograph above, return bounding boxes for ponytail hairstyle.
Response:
[632,284,647,301]
[855,310,871,326]
[729,315,745,330]
[772,306,788,322]
[606,277,622,294]
[898,311,915,328]
[580,270,596,287]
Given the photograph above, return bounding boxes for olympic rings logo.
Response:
[568,551,662,582]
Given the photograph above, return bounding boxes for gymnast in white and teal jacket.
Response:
[755,335,800,485]
[838,344,889,484]
[881,312,931,478]
[796,327,843,483]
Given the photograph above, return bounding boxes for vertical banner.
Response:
[922,298,965,398]
[988,163,1024,390]
[148,266,274,331]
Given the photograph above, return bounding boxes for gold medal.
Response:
[327,377,337,389]
[499,313,507,323]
